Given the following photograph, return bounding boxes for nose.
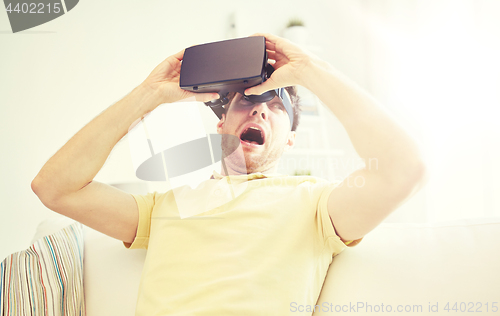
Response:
[250,102,269,120]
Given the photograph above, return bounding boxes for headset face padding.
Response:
[206,89,294,130]
[243,90,276,103]
[242,89,294,130]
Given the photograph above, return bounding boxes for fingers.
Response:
[177,92,219,103]
[249,33,279,50]
[194,92,220,103]
[172,49,185,61]
[259,33,282,43]
[265,41,277,52]
[266,50,276,61]
[266,50,287,62]
[153,49,184,72]
[249,32,281,42]
[244,77,279,96]
[248,33,265,38]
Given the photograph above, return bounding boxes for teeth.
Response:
[249,127,261,131]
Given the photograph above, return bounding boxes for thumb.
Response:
[244,77,280,96]
[195,92,221,102]
[178,92,220,103]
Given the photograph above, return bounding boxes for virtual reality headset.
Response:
[179,36,294,129]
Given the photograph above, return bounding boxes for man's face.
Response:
[216,92,296,174]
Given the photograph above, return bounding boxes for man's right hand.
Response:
[141,49,219,112]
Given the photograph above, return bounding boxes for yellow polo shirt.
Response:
[125,172,362,315]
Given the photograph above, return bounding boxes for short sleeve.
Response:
[317,182,363,256]
[123,192,156,250]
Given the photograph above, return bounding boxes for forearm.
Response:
[303,61,425,178]
[32,84,159,200]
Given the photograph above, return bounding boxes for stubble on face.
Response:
[221,133,285,174]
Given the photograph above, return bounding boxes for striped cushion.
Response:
[0,222,85,315]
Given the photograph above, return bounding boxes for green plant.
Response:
[286,18,305,28]
[294,170,311,176]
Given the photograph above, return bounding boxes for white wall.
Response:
[360,0,500,222]
[2,0,499,259]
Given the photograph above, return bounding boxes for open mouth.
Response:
[240,126,264,145]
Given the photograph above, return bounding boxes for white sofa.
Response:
[33,215,500,315]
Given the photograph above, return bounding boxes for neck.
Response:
[219,157,279,176]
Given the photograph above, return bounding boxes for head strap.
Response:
[205,88,294,130]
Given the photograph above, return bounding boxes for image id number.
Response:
[5,3,61,14]
[444,302,498,313]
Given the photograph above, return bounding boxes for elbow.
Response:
[401,156,427,178]
[31,176,41,196]
[381,158,428,198]
[409,158,429,188]
[396,159,429,196]
[415,160,429,194]
[31,176,43,199]
[31,176,61,210]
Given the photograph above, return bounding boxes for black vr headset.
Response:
[179,36,294,129]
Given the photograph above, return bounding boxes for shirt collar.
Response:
[211,170,286,181]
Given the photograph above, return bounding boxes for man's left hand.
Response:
[243,33,318,96]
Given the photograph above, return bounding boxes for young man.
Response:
[32,33,426,315]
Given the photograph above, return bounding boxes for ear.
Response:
[216,113,226,134]
[283,131,296,152]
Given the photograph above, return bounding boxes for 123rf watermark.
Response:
[290,301,500,313]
